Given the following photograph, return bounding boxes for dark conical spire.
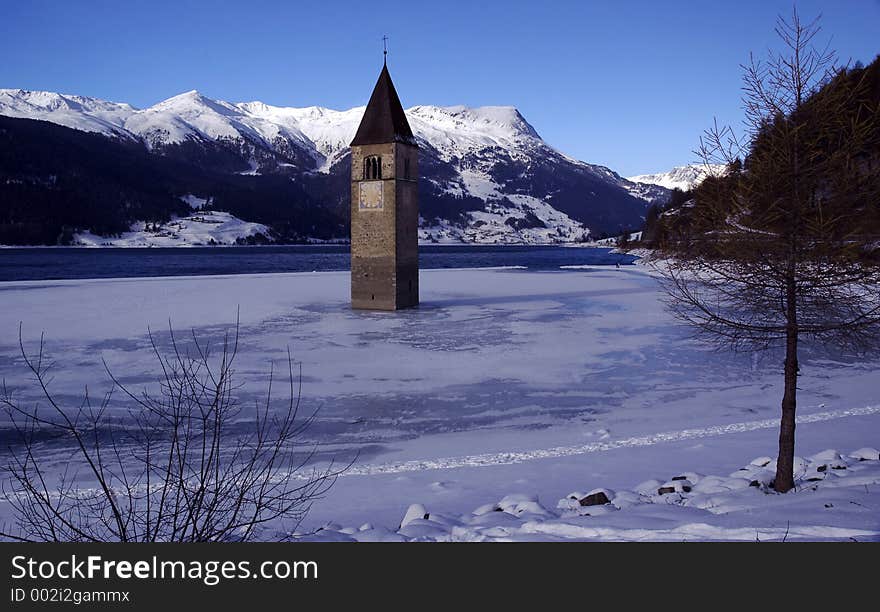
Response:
[350,64,416,147]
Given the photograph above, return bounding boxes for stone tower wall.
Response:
[394,143,419,308]
[350,142,419,310]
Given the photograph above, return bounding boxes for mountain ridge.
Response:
[628,164,726,192]
[0,88,669,245]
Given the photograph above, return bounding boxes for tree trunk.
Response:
[775,272,799,492]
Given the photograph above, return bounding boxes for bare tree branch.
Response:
[1,318,348,542]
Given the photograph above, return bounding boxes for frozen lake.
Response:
[1,266,878,537]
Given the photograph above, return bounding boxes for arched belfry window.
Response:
[364,155,382,180]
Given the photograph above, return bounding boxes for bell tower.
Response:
[349,58,419,310]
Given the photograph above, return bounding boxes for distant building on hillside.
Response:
[349,58,419,310]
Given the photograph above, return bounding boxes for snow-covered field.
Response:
[0,266,877,541]
[73,210,271,247]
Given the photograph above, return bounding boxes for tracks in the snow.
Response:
[334,405,880,478]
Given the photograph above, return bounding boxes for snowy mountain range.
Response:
[627,164,726,192]
[0,88,670,245]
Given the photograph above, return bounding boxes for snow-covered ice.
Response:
[0,266,877,540]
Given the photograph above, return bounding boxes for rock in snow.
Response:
[400,504,429,528]
[849,447,880,461]
[578,489,613,506]
[299,446,880,542]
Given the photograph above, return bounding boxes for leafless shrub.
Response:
[1,319,347,541]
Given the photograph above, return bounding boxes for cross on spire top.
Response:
[382,35,388,64]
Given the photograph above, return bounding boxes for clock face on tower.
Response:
[358,181,384,211]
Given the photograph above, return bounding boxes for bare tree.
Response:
[654,11,880,492]
[1,320,348,541]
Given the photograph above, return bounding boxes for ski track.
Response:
[3,406,876,500]
[324,405,880,479]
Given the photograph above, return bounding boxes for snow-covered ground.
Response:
[0,266,877,540]
[308,441,880,541]
[419,169,589,244]
[72,210,271,247]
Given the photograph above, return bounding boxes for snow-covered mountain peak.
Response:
[151,89,203,108]
[628,164,726,191]
[286,105,335,119]
[164,89,202,100]
[458,105,539,138]
[409,105,539,141]
[285,106,364,160]
[399,104,544,165]
[0,88,137,137]
[149,90,239,118]
[2,89,73,112]
[0,89,136,114]
[235,99,283,117]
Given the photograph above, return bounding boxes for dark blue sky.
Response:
[2,0,878,175]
